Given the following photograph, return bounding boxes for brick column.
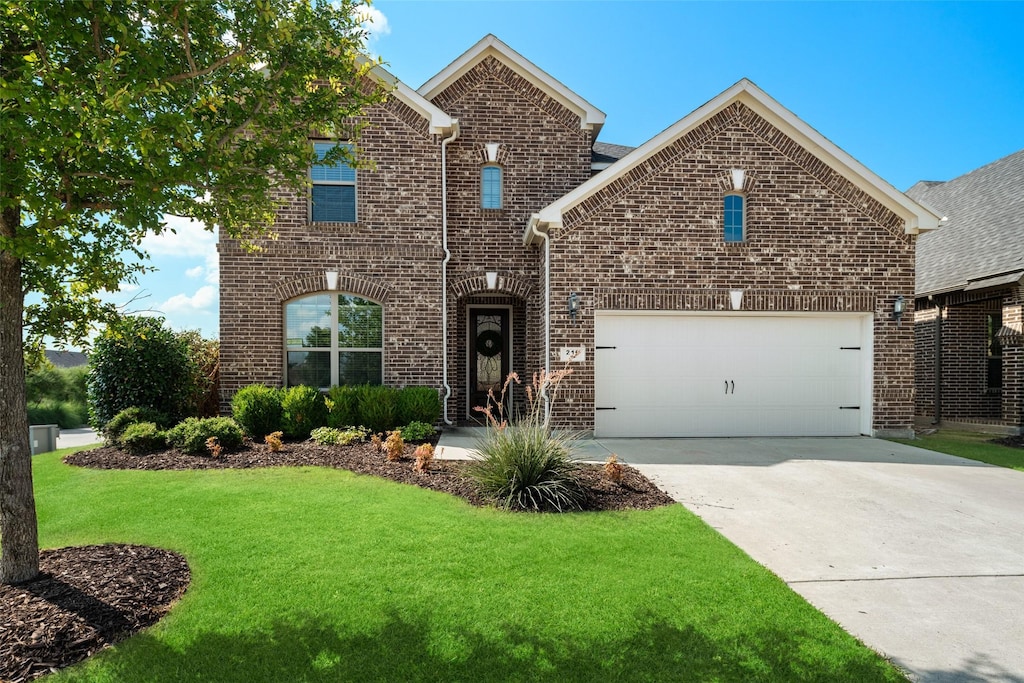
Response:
[998,285,1024,430]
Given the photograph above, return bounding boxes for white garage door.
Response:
[594,313,872,437]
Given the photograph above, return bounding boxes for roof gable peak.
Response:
[418,34,605,134]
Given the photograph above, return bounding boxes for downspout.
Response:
[527,215,551,424]
[440,120,460,426]
[934,309,943,424]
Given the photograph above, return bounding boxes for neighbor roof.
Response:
[419,34,605,134]
[527,79,941,244]
[907,148,1024,297]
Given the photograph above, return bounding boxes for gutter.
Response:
[440,120,461,426]
[527,214,551,424]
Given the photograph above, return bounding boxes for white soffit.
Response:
[365,60,454,135]
[525,79,940,244]
[419,34,605,133]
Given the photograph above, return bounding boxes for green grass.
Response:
[892,430,1024,472]
[28,447,906,682]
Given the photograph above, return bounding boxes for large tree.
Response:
[0,0,386,583]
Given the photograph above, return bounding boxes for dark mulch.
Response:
[63,438,677,512]
[991,434,1024,449]
[3,437,671,681]
[0,545,189,683]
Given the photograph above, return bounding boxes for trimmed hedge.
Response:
[281,385,328,438]
[167,417,244,455]
[231,385,283,440]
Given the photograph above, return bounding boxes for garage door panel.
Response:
[595,314,869,437]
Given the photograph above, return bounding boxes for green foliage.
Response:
[26,399,88,429]
[177,330,220,417]
[281,386,329,439]
[231,385,283,440]
[400,421,436,442]
[357,385,398,433]
[25,362,89,427]
[397,386,441,426]
[326,385,360,428]
[103,406,173,445]
[166,417,243,456]
[310,426,368,446]
[119,422,167,455]
[86,315,196,428]
[469,423,586,512]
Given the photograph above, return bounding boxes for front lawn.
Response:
[27,447,905,682]
[892,430,1024,472]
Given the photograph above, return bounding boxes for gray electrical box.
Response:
[29,424,59,455]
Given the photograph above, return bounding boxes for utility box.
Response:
[29,424,59,455]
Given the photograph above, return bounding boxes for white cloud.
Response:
[158,285,217,315]
[204,252,220,284]
[185,265,204,278]
[359,6,390,44]
[142,215,216,258]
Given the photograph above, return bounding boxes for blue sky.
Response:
[95,0,1024,343]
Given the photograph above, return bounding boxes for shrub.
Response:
[87,315,197,428]
[177,330,220,417]
[231,385,283,439]
[103,406,172,444]
[281,385,328,438]
[27,398,88,429]
[167,417,244,455]
[310,426,368,446]
[383,429,405,462]
[413,443,434,473]
[265,431,284,452]
[326,385,360,428]
[468,367,585,512]
[400,421,436,442]
[119,422,167,455]
[397,386,440,426]
[357,385,398,433]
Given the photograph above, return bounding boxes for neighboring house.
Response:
[908,150,1024,434]
[44,350,88,368]
[219,35,940,438]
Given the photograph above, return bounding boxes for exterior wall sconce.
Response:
[325,270,339,291]
[485,271,498,290]
[729,289,744,311]
[568,291,580,323]
[893,295,906,325]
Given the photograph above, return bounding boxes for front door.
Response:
[468,308,510,418]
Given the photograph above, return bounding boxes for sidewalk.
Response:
[55,427,101,451]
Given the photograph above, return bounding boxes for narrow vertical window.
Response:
[311,142,356,222]
[481,165,502,209]
[987,312,1003,389]
[724,193,745,242]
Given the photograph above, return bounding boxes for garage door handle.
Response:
[596,346,616,350]
[595,407,616,410]
[839,406,860,410]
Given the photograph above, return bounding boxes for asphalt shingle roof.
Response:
[591,141,635,165]
[907,149,1024,296]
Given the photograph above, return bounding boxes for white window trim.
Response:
[309,142,357,224]
[284,292,383,388]
[481,164,503,209]
[724,191,746,243]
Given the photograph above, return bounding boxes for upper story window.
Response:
[310,142,356,223]
[285,293,382,388]
[481,165,502,209]
[724,193,745,243]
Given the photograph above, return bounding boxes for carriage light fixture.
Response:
[893,295,906,325]
[568,292,580,323]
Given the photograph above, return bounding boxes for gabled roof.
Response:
[419,34,605,134]
[526,79,941,243]
[363,60,455,136]
[907,149,1024,297]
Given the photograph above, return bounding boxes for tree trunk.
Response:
[0,205,39,584]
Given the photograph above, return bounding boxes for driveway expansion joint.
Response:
[789,573,1024,585]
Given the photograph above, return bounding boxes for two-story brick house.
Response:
[219,34,940,438]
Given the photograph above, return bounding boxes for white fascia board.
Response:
[367,61,454,135]
[419,34,605,132]
[537,79,941,235]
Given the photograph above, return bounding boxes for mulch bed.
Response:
[991,434,1024,449]
[0,545,189,683]
[2,437,673,681]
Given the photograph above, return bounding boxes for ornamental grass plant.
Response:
[468,367,586,512]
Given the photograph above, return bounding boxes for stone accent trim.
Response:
[272,272,392,303]
[450,271,534,300]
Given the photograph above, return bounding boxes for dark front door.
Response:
[469,308,510,418]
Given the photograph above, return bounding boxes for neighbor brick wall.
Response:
[218,94,447,411]
[545,102,917,435]
[429,55,592,421]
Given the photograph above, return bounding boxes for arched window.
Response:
[481,165,502,209]
[285,293,382,388]
[724,193,745,242]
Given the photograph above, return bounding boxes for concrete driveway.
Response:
[438,431,1024,682]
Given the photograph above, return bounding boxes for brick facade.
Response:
[218,37,926,437]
